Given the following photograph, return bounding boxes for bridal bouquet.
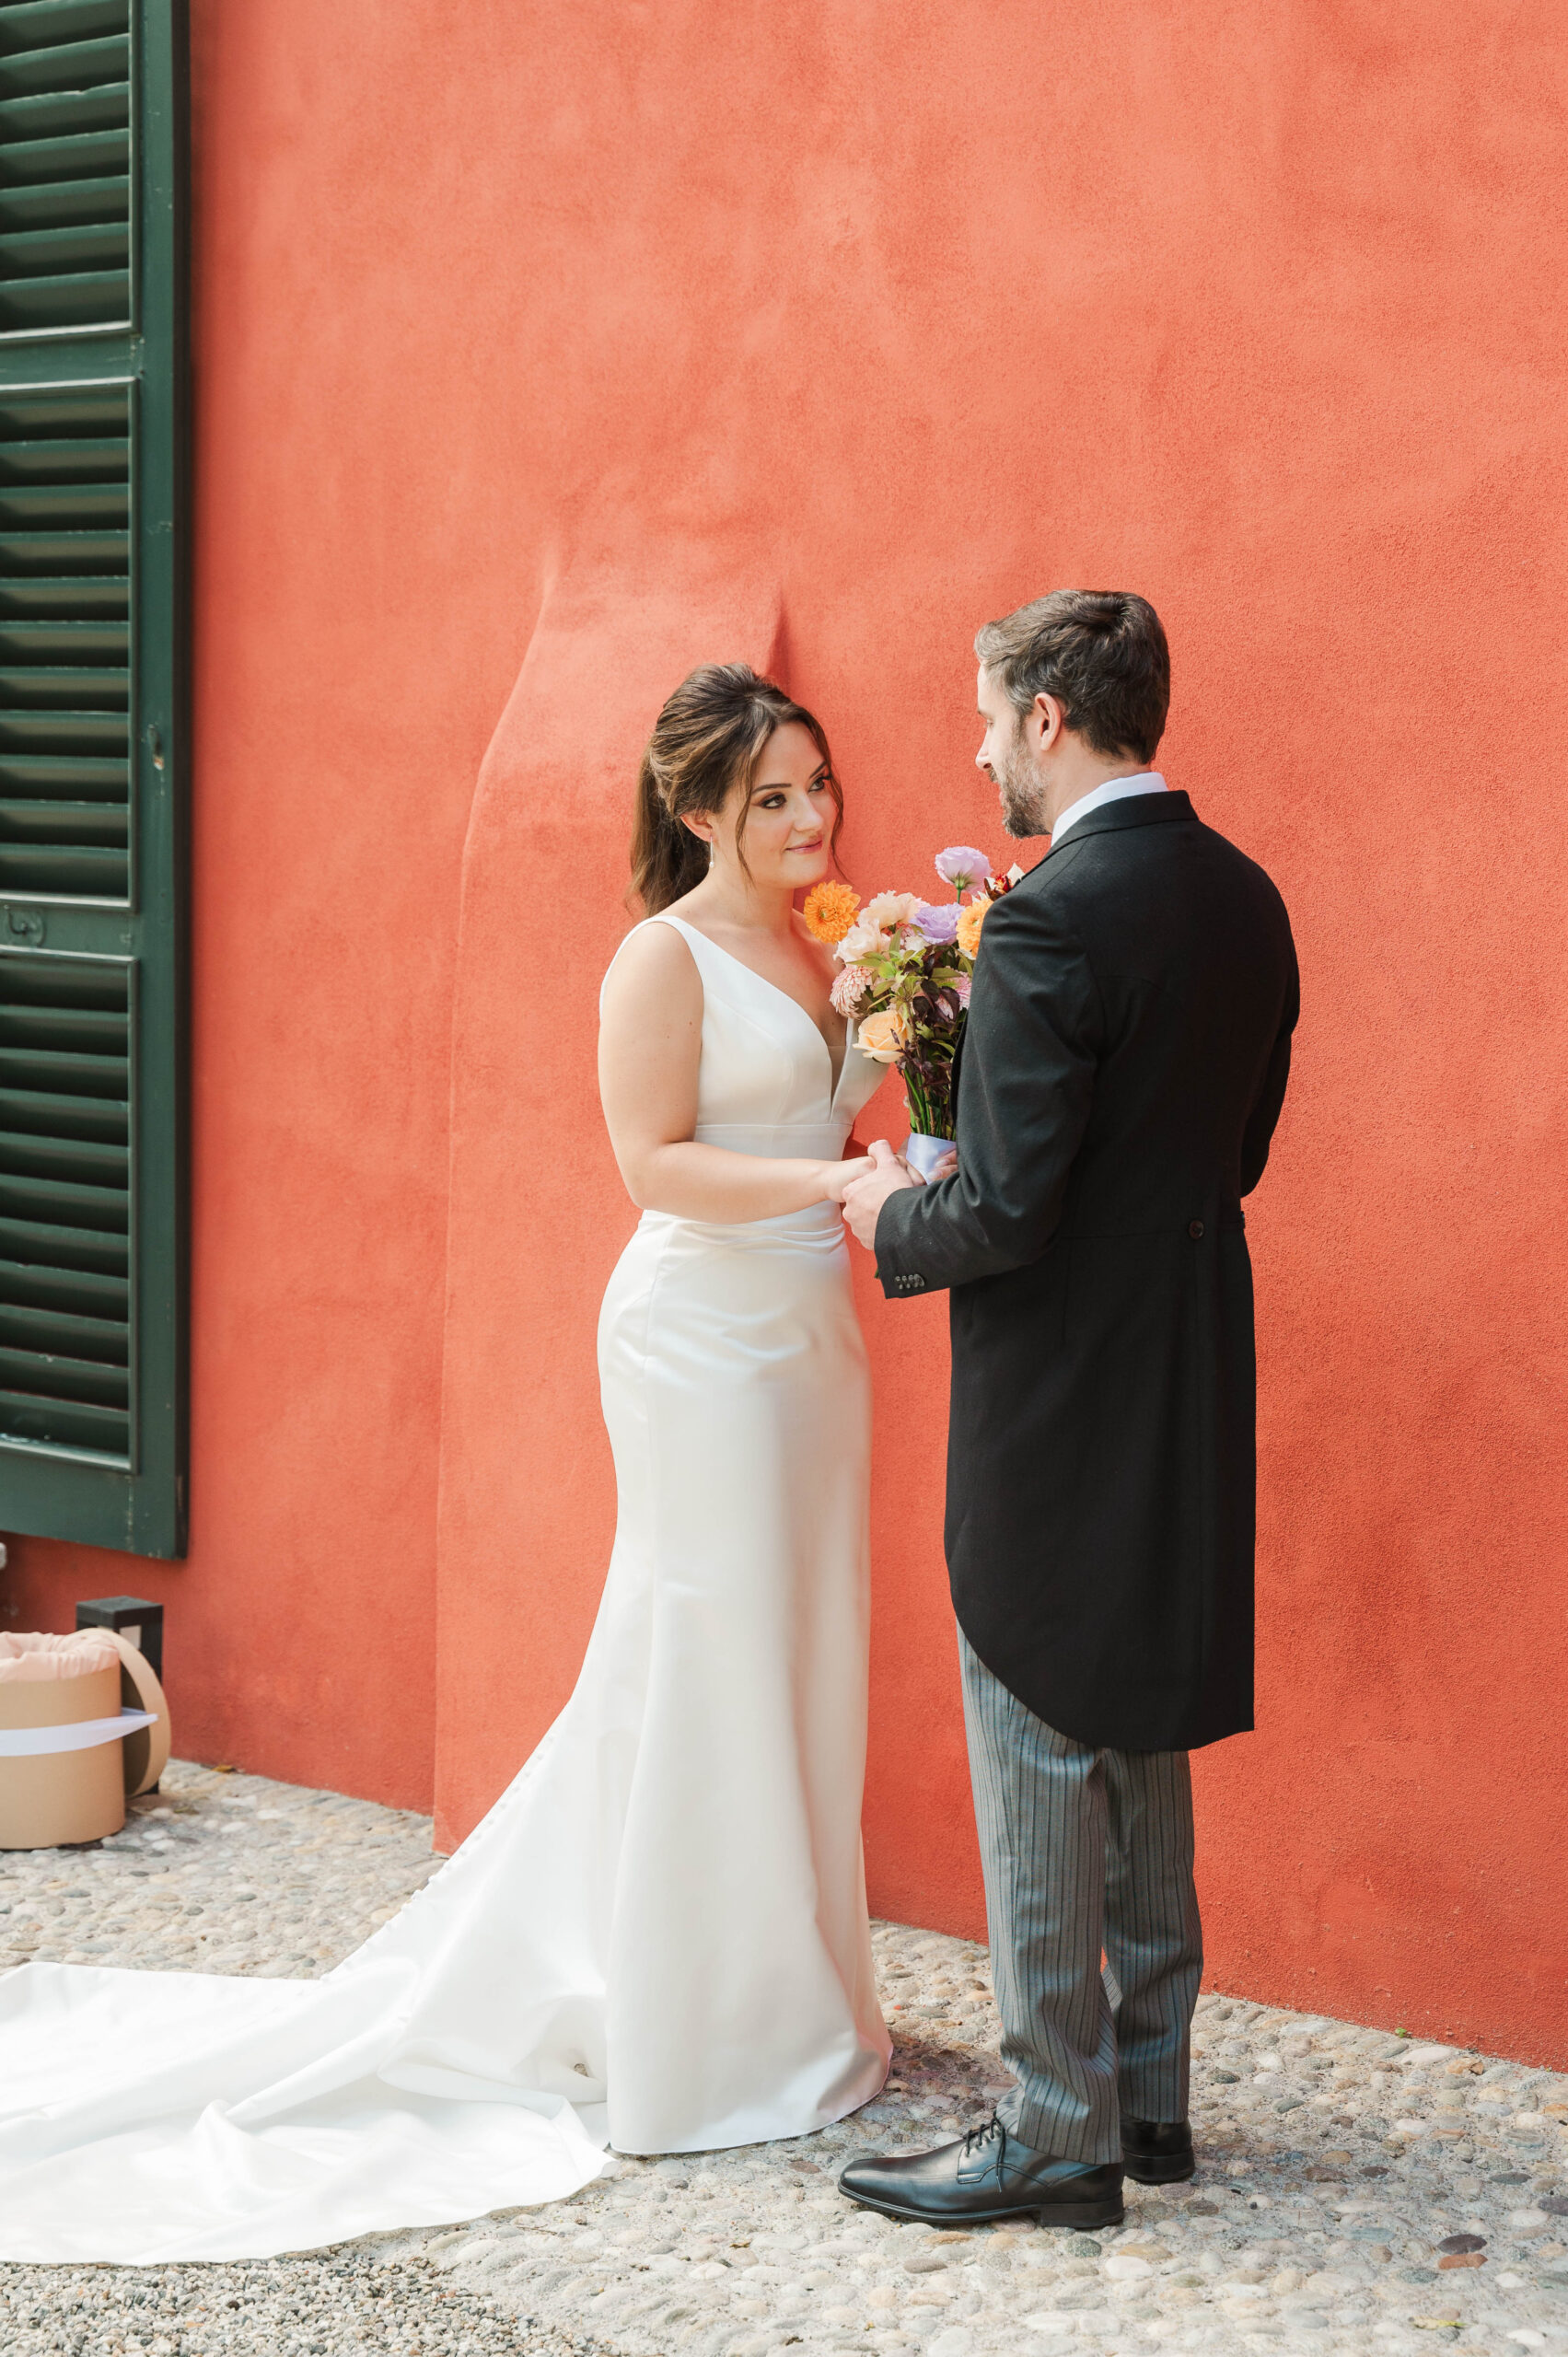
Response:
[804,845,1022,1166]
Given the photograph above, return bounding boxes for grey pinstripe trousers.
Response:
[959,1630,1202,2164]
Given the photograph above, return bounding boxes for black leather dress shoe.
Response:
[839,2115,1124,2229]
[1121,2114,1195,2184]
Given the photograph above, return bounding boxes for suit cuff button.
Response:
[1189,1220,1204,1239]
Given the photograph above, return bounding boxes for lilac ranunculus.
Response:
[935,844,990,891]
[912,900,961,945]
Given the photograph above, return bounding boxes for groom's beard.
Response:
[993,724,1051,838]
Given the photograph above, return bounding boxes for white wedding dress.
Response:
[0,912,890,2263]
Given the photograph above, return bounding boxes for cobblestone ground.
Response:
[2,1760,1565,2357]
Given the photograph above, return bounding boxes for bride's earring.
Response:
[707,840,714,867]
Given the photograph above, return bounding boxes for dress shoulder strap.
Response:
[597,913,706,1020]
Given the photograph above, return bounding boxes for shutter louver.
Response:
[0,0,183,1557]
[0,380,129,900]
[0,0,130,339]
[0,944,129,1458]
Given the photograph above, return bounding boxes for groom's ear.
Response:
[1030,691,1067,749]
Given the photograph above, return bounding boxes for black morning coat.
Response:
[875,791,1299,1755]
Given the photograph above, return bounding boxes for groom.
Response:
[838,590,1298,2230]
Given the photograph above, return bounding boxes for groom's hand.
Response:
[842,1137,920,1248]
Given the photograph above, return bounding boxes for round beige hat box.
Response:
[104,1627,171,1796]
[0,1632,126,1850]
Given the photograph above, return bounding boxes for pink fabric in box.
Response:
[0,1631,122,1684]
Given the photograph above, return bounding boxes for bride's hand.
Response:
[819,1155,876,1203]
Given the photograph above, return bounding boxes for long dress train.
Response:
[0,912,890,2261]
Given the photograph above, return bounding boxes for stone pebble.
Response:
[0,2251,603,2357]
[0,1760,442,1980]
[2,1759,1566,2357]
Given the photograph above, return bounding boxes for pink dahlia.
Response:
[830,963,874,1016]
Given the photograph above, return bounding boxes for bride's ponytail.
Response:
[631,744,709,915]
[628,664,842,915]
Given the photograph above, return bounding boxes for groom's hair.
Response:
[974,591,1169,765]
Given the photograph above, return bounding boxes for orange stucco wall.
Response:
[6,1,1564,2065]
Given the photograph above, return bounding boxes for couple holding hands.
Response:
[0,588,1297,2264]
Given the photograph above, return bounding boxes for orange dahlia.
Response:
[956,899,989,958]
[803,879,861,945]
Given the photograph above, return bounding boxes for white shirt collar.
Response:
[1050,771,1168,846]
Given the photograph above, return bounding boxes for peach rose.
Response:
[864,890,922,930]
[837,913,888,961]
[856,1004,912,1063]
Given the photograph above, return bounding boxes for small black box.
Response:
[76,1596,164,1684]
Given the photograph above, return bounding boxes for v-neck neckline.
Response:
[657,914,853,1103]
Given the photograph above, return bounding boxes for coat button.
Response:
[1189,1220,1204,1239]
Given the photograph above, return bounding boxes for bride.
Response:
[0,664,893,2261]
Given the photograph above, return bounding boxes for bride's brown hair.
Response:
[631,664,843,915]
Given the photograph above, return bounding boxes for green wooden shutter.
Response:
[0,0,187,1557]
